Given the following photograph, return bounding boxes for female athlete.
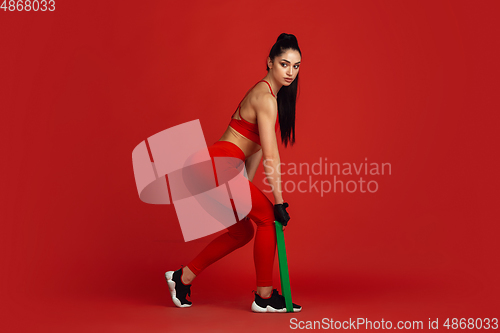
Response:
[165,33,302,313]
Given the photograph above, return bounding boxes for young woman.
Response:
[165,33,302,313]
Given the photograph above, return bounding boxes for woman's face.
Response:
[269,49,301,86]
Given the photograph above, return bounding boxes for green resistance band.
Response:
[275,220,293,312]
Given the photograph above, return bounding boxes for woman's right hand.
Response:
[274,202,290,226]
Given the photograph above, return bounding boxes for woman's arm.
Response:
[245,149,262,182]
[256,94,284,205]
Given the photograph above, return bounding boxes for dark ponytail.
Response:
[266,33,301,148]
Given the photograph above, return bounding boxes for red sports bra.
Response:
[229,80,279,146]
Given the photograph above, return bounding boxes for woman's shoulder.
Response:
[248,82,277,115]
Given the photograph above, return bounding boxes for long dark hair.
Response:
[266,33,301,148]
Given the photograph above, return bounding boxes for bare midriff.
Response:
[218,124,261,160]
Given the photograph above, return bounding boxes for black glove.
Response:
[274,202,290,226]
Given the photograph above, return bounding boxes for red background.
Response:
[1,0,499,332]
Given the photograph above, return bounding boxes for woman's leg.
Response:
[182,141,278,296]
[184,179,277,294]
[184,141,255,282]
[245,180,277,298]
[186,218,254,279]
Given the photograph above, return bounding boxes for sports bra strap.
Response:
[232,80,276,118]
[258,80,275,97]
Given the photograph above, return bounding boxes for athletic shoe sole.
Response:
[251,301,301,313]
[165,271,192,308]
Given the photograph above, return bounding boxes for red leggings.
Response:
[186,140,276,287]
